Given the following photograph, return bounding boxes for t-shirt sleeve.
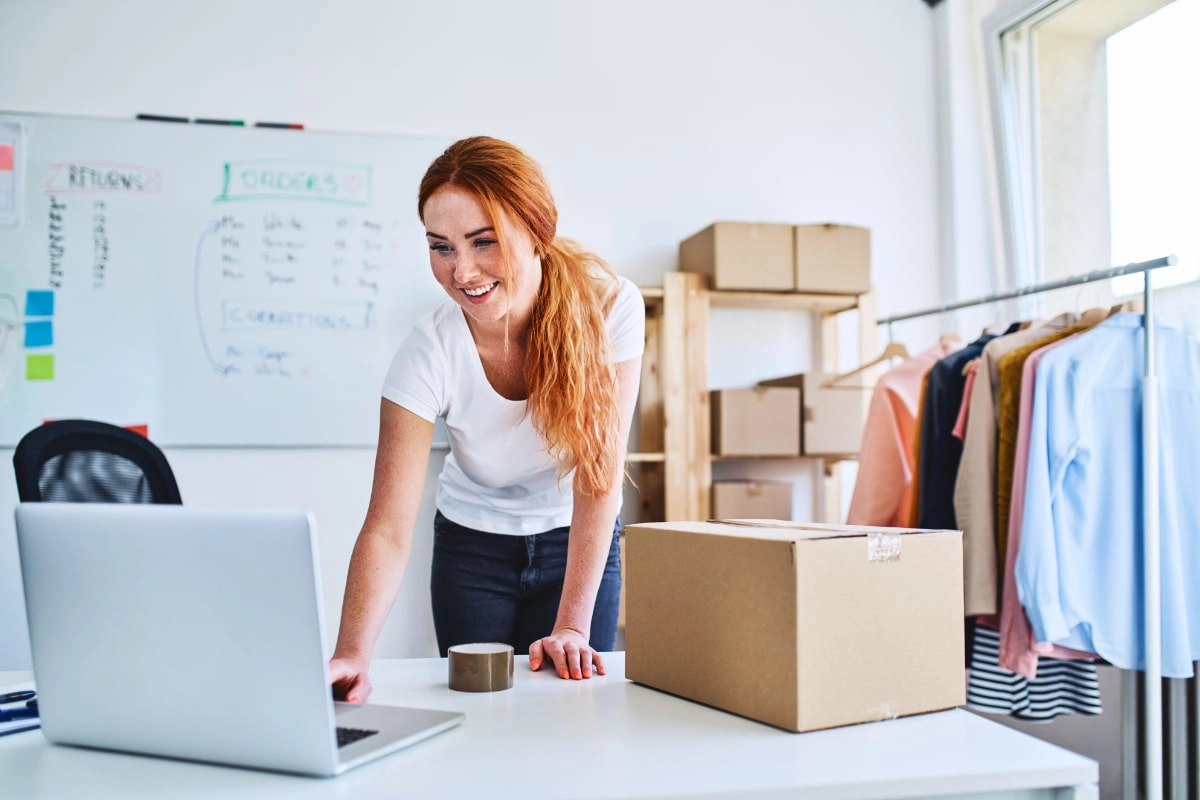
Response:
[607,276,646,363]
[381,319,445,423]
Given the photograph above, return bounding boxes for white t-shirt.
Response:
[382,274,645,535]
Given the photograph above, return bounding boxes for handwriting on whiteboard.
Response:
[193,206,389,378]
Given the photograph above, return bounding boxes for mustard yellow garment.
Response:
[907,371,931,528]
[994,318,1104,569]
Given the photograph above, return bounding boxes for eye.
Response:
[473,238,496,249]
[429,242,452,254]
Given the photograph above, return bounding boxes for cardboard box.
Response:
[625,520,965,733]
[758,373,867,456]
[710,387,801,457]
[711,481,793,521]
[618,533,626,629]
[679,222,795,291]
[794,224,871,295]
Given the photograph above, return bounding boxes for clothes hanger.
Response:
[1109,298,1143,317]
[821,341,911,388]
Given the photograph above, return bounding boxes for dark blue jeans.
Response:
[430,510,621,657]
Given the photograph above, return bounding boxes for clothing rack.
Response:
[877,254,1178,800]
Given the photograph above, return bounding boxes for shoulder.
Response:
[389,300,463,372]
[602,275,645,361]
[605,275,643,316]
[405,300,462,346]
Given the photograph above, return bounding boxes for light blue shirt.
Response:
[1016,313,1200,677]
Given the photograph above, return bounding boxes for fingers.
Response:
[548,640,569,680]
[564,641,582,680]
[345,676,371,704]
[328,658,370,702]
[581,648,594,679]
[531,633,607,680]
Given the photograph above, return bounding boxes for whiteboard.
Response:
[0,112,452,446]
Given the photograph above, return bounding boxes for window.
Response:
[986,0,1197,312]
[1107,1,1200,296]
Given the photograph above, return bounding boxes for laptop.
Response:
[14,502,464,777]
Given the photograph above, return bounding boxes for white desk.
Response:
[0,654,1097,799]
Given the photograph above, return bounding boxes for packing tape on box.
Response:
[867,531,902,562]
[866,703,900,721]
[448,643,514,692]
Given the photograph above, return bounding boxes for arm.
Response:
[329,399,434,702]
[530,355,642,680]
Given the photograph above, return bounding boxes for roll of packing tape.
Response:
[448,643,514,692]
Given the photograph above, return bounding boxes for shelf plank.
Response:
[626,452,666,463]
[710,454,859,462]
[708,290,859,314]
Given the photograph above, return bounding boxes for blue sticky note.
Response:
[26,290,54,316]
[24,320,52,347]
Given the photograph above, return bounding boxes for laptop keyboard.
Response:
[336,726,379,748]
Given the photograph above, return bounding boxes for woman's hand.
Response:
[329,655,373,703]
[529,627,606,680]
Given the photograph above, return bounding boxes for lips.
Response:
[460,281,498,304]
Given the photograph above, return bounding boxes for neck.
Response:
[465,303,534,351]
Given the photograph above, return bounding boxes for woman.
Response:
[329,137,644,701]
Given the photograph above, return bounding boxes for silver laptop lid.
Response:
[15,503,339,776]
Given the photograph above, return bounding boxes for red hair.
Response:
[418,137,621,497]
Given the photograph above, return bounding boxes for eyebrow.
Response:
[425,226,495,241]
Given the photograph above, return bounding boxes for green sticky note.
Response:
[26,354,54,380]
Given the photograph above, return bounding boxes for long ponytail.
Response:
[527,238,620,496]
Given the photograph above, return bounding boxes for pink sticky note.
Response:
[0,144,13,171]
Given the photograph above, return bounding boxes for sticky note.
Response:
[26,290,54,316]
[26,354,54,380]
[0,144,12,171]
[24,320,52,347]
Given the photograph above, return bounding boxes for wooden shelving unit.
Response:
[631,272,877,524]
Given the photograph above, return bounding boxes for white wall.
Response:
[0,0,941,668]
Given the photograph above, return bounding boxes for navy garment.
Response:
[430,510,622,657]
[916,334,998,530]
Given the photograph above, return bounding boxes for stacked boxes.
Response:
[679,222,871,294]
[710,387,801,457]
[758,373,867,457]
[710,480,793,521]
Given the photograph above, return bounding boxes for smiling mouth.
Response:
[462,282,498,298]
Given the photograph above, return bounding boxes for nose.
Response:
[452,249,480,286]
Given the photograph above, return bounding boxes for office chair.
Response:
[13,419,182,504]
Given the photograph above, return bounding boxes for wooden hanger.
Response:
[1109,298,1143,317]
[822,341,910,388]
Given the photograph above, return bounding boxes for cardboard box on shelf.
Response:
[711,481,793,521]
[794,224,871,295]
[624,519,965,733]
[710,387,801,457]
[679,222,795,291]
[758,373,867,457]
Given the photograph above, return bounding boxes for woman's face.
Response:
[423,184,542,332]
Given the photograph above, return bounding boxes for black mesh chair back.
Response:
[13,419,182,504]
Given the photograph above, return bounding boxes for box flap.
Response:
[627,519,958,543]
[716,519,956,539]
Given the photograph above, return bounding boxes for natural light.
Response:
[1108,0,1200,296]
